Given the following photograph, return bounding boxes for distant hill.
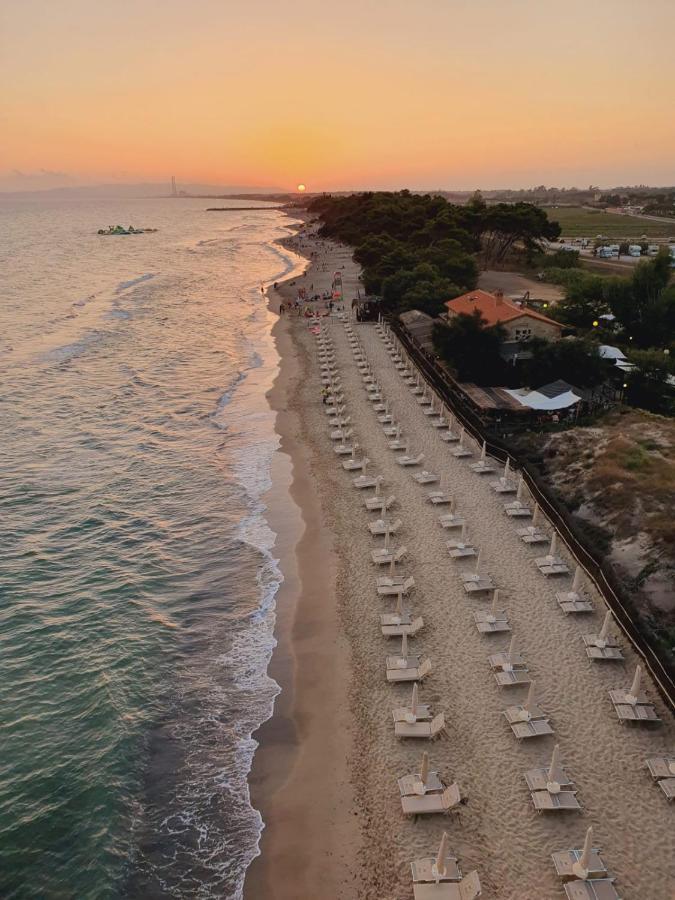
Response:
[0,182,286,199]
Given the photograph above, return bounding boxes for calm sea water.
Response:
[0,197,302,899]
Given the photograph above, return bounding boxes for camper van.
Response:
[628,245,642,257]
[597,246,613,258]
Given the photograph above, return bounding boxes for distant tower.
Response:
[171,176,177,197]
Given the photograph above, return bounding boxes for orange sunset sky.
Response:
[2,0,675,192]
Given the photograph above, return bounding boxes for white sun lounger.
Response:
[365,494,396,513]
[511,719,554,739]
[504,500,532,518]
[413,470,439,485]
[377,575,415,596]
[353,473,381,489]
[646,756,675,780]
[412,871,481,900]
[551,848,607,881]
[371,545,406,566]
[439,512,465,529]
[564,879,621,900]
[556,590,593,614]
[402,783,461,816]
[387,658,432,683]
[382,616,424,637]
[369,517,403,537]
[531,790,581,812]
[495,668,531,686]
[395,713,446,740]
[398,452,425,467]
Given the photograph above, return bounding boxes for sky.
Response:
[2,0,675,193]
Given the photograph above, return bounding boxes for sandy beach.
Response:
[246,220,674,900]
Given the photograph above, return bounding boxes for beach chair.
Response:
[563,879,621,900]
[413,470,439,485]
[395,713,446,740]
[381,616,424,638]
[511,719,554,739]
[371,544,406,566]
[398,451,425,467]
[377,575,415,596]
[342,454,369,472]
[353,472,381,489]
[646,756,675,780]
[402,783,461,816]
[657,778,675,800]
[369,517,403,537]
[387,658,432,683]
[531,790,581,812]
[439,509,465,529]
[412,871,482,900]
[469,443,495,474]
[365,494,396,513]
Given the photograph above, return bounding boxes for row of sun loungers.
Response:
[323,319,658,895]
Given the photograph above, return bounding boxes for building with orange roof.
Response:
[444,289,563,345]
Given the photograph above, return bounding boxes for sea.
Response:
[0,196,304,899]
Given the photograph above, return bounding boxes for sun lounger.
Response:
[396,713,447,740]
[381,616,424,637]
[428,489,452,505]
[490,477,516,494]
[517,526,549,544]
[342,455,369,471]
[463,577,496,595]
[535,556,570,576]
[474,609,510,634]
[469,460,495,474]
[398,771,443,796]
[646,756,675,780]
[369,517,403,536]
[353,473,381,489]
[564,879,621,900]
[439,513,465,529]
[504,500,532,517]
[556,590,593,614]
[551,849,607,881]
[402,783,461,816]
[495,668,531,686]
[612,702,661,724]
[392,705,432,724]
[503,704,546,725]
[387,658,432,683]
[378,575,414,596]
[658,778,675,800]
[451,444,472,458]
[586,645,624,661]
[413,470,439,485]
[410,856,461,886]
[488,649,526,669]
[511,719,554,739]
[532,790,581,812]
[381,609,412,627]
[398,452,425,467]
[526,768,573,792]
[412,871,482,900]
[371,545,406,566]
[364,493,395,512]
[448,540,477,559]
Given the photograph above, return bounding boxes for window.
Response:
[514,327,532,341]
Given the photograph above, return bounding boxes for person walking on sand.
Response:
[321,387,329,405]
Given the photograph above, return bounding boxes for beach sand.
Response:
[247,222,674,899]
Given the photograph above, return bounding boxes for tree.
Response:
[433,311,507,384]
[606,249,675,346]
[522,338,607,389]
[625,349,674,412]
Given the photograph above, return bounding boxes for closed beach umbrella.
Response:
[572,565,582,592]
[598,611,612,643]
[628,665,642,703]
[550,533,558,558]
[572,827,594,880]
[433,831,449,880]
[420,751,429,786]
[547,744,561,783]
[480,441,487,461]
[396,590,404,616]
[507,635,516,660]
[532,503,540,527]
[401,633,408,659]
[503,457,510,479]
[516,474,524,501]
[524,681,535,712]
[411,682,418,716]
[491,589,500,618]
[474,549,482,573]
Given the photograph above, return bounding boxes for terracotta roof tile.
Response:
[445,290,562,329]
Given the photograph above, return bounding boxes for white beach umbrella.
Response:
[549,533,558,558]
[383,529,390,551]
[598,610,612,644]
[458,426,465,445]
[523,681,535,713]
[411,683,419,716]
[507,634,516,662]
[516,474,524,501]
[474,549,482,573]
[572,827,594,880]
[547,744,562,792]
[488,589,500,621]
[480,441,487,461]
[459,523,467,544]
[627,665,642,704]
[572,565,582,592]
[420,751,429,786]
[401,634,408,659]
[395,590,404,617]
[532,503,540,527]
[449,497,456,516]
[503,457,511,479]
[389,554,396,576]
[433,832,449,881]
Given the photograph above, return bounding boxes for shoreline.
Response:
[244,222,359,899]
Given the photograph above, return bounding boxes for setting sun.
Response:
[297,184,306,192]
